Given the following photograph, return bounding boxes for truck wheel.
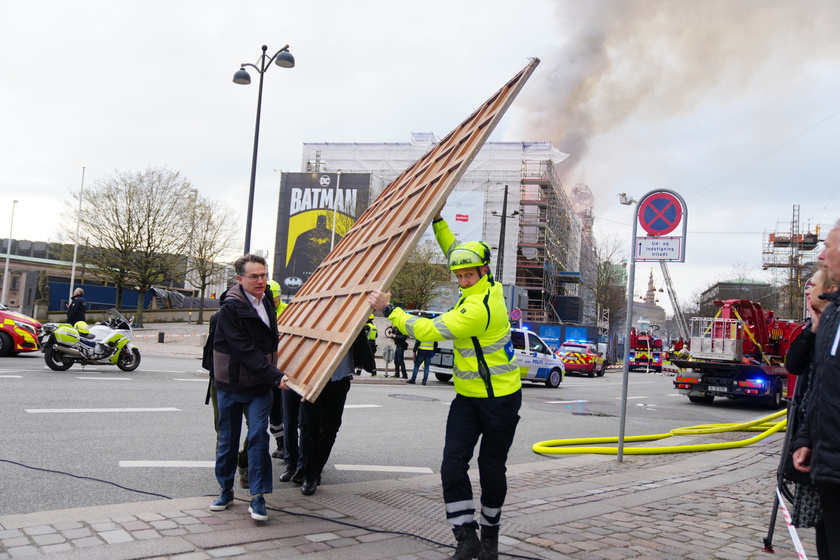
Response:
[44,344,74,371]
[766,381,784,410]
[688,395,714,404]
[0,332,12,357]
[545,368,563,388]
[434,372,452,383]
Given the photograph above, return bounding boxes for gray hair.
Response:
[234,253,267,276]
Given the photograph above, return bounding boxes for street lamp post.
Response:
[2,200,18,307]
[233,44,295,255]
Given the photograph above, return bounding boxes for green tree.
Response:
[390,240,450,310]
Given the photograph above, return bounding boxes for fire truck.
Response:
[672,299,804,408]
[627,320,663,372]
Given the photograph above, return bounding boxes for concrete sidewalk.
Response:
[0,437,817,559]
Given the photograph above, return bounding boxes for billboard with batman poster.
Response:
[273,172,371,295]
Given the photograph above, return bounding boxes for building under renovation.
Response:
[297,134,593,322]
[762,204,824,319]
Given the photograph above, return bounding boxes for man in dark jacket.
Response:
[793,222,840,557]
[209,254,284,522]
[66,288,86,324]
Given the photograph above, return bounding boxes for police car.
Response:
[428,326,565,388]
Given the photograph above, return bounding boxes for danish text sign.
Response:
[635,236,683,262]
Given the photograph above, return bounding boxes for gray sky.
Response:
[2,0,839,316]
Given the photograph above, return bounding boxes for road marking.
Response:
[144,370,192,373]
[546,400,590,404]
[615,396,648,400]
[120,460,214,468]
[77,377,132,381]
[334,464,433,474]
[345,404,382,408]
[0,375,23,378]
[174,378,206,382]
[25,407,181,413]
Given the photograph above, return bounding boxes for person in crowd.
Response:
[209,254,284,522]
[368,210,521,560]
[292,329,375,495]
[202,289,251,490]
[409,338,437,385]
[66,287,86,324]
[267,280,287,460]
[390,326,409,379]
[793,221,840,558]
[785,263,837,549]
[354,315,378,376]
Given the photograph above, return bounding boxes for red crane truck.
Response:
[672,299,804,408]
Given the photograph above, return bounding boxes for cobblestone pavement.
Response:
[1,322,816,559]
[0,435,816,559]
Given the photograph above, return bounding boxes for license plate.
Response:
[709,386,727,392]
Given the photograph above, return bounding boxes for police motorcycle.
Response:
[39,308,141,372]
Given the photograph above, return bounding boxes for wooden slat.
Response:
[279,58,540,401]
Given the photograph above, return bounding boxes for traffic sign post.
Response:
[618,189,688,463]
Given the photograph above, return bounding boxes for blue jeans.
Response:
[411,350,433,383]
[215,389,273,495]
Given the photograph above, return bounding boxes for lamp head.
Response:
[274,49,295,69]
[233,68,251,85]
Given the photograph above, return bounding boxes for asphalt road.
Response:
[0,352,777,517]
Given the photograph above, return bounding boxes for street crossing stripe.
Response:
[0,375,23,378]
[120,461,214,467]
[25,408,181,413]
[76,377,131,381]
[344,404,382,408]
[334,464,433,473]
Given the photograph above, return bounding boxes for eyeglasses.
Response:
[241,273,268,281]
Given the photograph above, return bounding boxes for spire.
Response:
[645,269,656,304]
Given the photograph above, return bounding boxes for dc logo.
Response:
[319,175,331,187]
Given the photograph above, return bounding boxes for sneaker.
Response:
[210,489,234,511]
[406,380,416,384]
[238,467,249,489]
[249,495,268,521]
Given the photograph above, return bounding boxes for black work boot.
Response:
[477,525,499,560]
[449,523,483,559]
[271,437,284,459]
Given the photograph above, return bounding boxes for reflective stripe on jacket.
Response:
[387,220,520,398]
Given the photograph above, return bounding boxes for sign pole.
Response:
[617,203,639,463]
[617,188,688,462]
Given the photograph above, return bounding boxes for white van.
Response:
[428,327,565,388]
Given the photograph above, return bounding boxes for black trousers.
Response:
[441,390,521,527]
[299,376,352,481]
[816,481,840,559]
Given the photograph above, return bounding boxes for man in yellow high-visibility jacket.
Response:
[369,212,521,560]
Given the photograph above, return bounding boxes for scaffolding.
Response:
[761,204,823,319]
[516,160,581,322]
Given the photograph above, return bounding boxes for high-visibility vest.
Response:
[388,220,520,398]
[367,322,378,340]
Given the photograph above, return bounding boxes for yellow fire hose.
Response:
[532,409,788,455]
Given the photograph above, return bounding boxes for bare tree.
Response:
[583,231,628,333]
[186,196,239,324]
[64,167,195,325]
[390,240,450,310]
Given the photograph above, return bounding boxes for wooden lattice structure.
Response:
[278,58,540,401]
